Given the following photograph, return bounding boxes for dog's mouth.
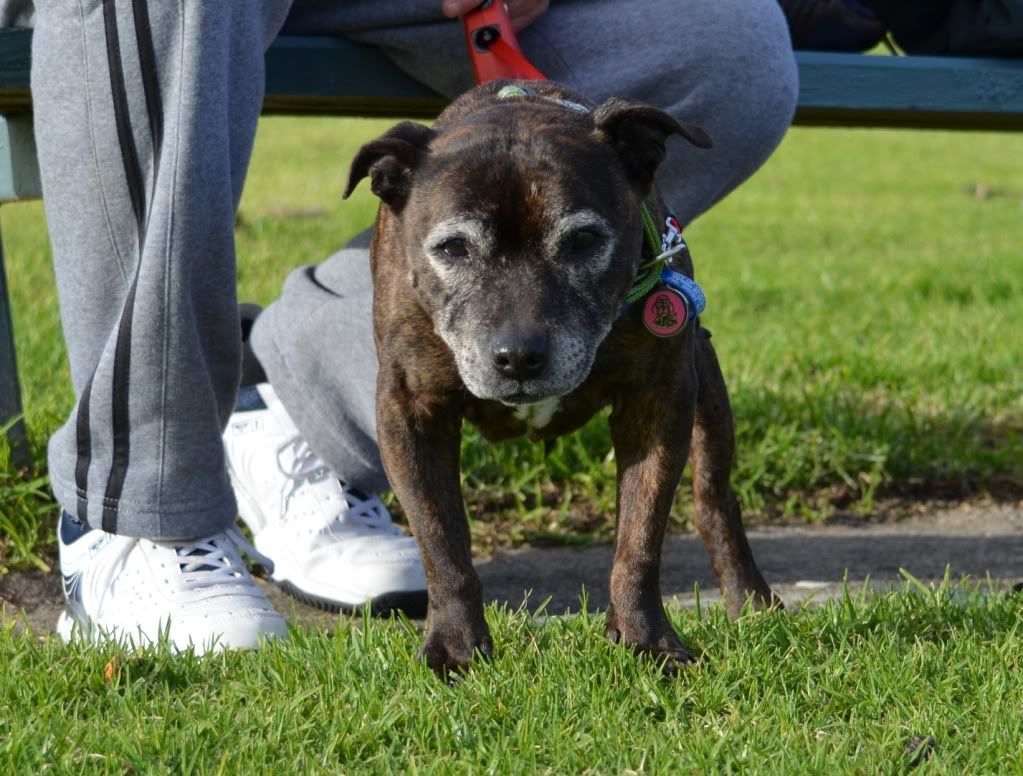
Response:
[498,390,548,406]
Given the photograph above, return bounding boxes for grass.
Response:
[1,120,1022,770]
[2,580,1023,772]
[2,118,1022,571]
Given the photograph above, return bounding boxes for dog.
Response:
[343,80,777,675]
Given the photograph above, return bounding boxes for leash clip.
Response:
[462,1,547,83]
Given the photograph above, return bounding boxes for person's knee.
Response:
[524,0,797,218]
[648,0,799,218]
[680,0,798,164]
[727,8,799,157]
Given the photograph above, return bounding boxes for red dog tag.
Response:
[642,288,688,337]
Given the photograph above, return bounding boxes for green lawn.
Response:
[1,118,1023,773]
[3,581,1023,773]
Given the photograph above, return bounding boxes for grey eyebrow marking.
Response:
[549,210,616,273]
[549,210,610,247]
[424,216,492,255]
[423,216,494,283]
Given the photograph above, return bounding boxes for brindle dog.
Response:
[344,80,777,676]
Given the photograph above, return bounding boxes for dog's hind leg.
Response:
[690,327,780,617]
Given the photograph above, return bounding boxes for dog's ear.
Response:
[343,121,436,211]
[592,98,712,189]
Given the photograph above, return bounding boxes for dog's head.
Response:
[345,82,711,404]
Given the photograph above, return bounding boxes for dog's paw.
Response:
[646,644,699,677]
[605,607,698,675]
[419,622,494,678]
[722,582,785,618]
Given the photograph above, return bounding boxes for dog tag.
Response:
[642,287,688,337]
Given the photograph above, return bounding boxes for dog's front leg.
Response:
[606,365,698,671]
[376,379,491,677]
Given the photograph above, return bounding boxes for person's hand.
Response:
[442,0,549,33]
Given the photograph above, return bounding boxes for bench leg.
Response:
[0,220,29,468]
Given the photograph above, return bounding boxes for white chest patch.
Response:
[513,397,562,430]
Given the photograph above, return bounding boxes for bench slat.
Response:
[0,29,1022,129]
[795,51,1023,131]
[264,36,446,118]
[0,25,29,114]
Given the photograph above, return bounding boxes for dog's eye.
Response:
[567,229,601,256]
[439,238,469,258]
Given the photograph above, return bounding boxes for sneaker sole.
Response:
[57,608,287,653]
[277,580,429,619]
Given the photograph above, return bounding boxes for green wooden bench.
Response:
[2,28,1023,464]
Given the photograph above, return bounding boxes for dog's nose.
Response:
[490,330,549,382]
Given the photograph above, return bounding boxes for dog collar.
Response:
[626,208,706,337]
[497,83,590,114]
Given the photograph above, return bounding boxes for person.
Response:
[777,0,886,51]
[6,0,797,653]
[777,0,1023,55]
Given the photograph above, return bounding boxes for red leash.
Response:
[462,1,547,83]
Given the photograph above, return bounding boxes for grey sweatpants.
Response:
[17,0,796,540]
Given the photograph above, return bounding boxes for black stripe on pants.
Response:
[73,0,163,533]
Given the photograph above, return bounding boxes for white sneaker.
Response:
[223,383,428,616]
[56,511,288,654]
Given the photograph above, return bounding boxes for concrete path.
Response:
[2,502,1021,634]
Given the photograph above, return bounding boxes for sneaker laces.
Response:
[88,527,271,613]
[276,436,400,535]
[173,526,275,586]
[341,488,401,535]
